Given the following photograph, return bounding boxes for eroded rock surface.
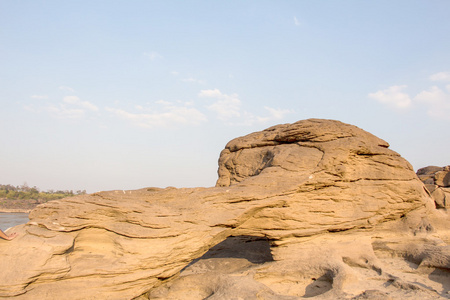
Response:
[0,119,448,299]
[418,165,450,209]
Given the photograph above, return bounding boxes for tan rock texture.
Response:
[1,119,449,299]
[418,165,450,209]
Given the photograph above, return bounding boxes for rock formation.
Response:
[0,119,449,299]
[417,165,450,209]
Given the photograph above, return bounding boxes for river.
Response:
[0,212,29,231]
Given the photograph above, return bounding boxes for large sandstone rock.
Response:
[1,119,448,299]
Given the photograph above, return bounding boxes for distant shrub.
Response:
[0,184,86,202]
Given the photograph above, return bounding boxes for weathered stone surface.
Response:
[1,119,448,299]
[435,170,450,187]
[417,165,450,209]
[417,166,444,176]
[432,188,447,209]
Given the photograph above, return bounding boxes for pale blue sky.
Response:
[1,1,449,193]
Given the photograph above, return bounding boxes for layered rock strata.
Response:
[0,119,448,299]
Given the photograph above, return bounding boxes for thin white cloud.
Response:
[31,95,48,100]
[261,106,293,121]
[23,104,40,113]
[368,85,412,109]
[231,107,293,126]
[198,89,223,98]
[414,86,450,120]
[370,73,450,121]
[63,96,98,111]
[430,71,450,82]
[294,16,301,26]
[143,51,163,61]
[198,89,293,125]
[46,104,85,119]
[155,99,172,106]
[199,89,241,120]
[208,100,241,120]
[25,94,99,120]
[106,101,207,128]
[59,86,75,93]
[172,71,205,84]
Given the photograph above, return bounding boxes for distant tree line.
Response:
[0,183,86,202]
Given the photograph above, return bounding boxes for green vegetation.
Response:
[0,183,86,202]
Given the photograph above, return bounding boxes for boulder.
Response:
[417,166,444,176]
[1,119,448,299]
[417,165,450,209]
[435,170,450,187]
[431,188,447,209]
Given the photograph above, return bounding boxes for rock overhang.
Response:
[1,118,444,300]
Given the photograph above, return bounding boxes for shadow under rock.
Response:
[303,274,333,298]
[186,235,274,269]
[428,268,450,297]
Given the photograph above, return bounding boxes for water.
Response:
[0,213,29,231]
